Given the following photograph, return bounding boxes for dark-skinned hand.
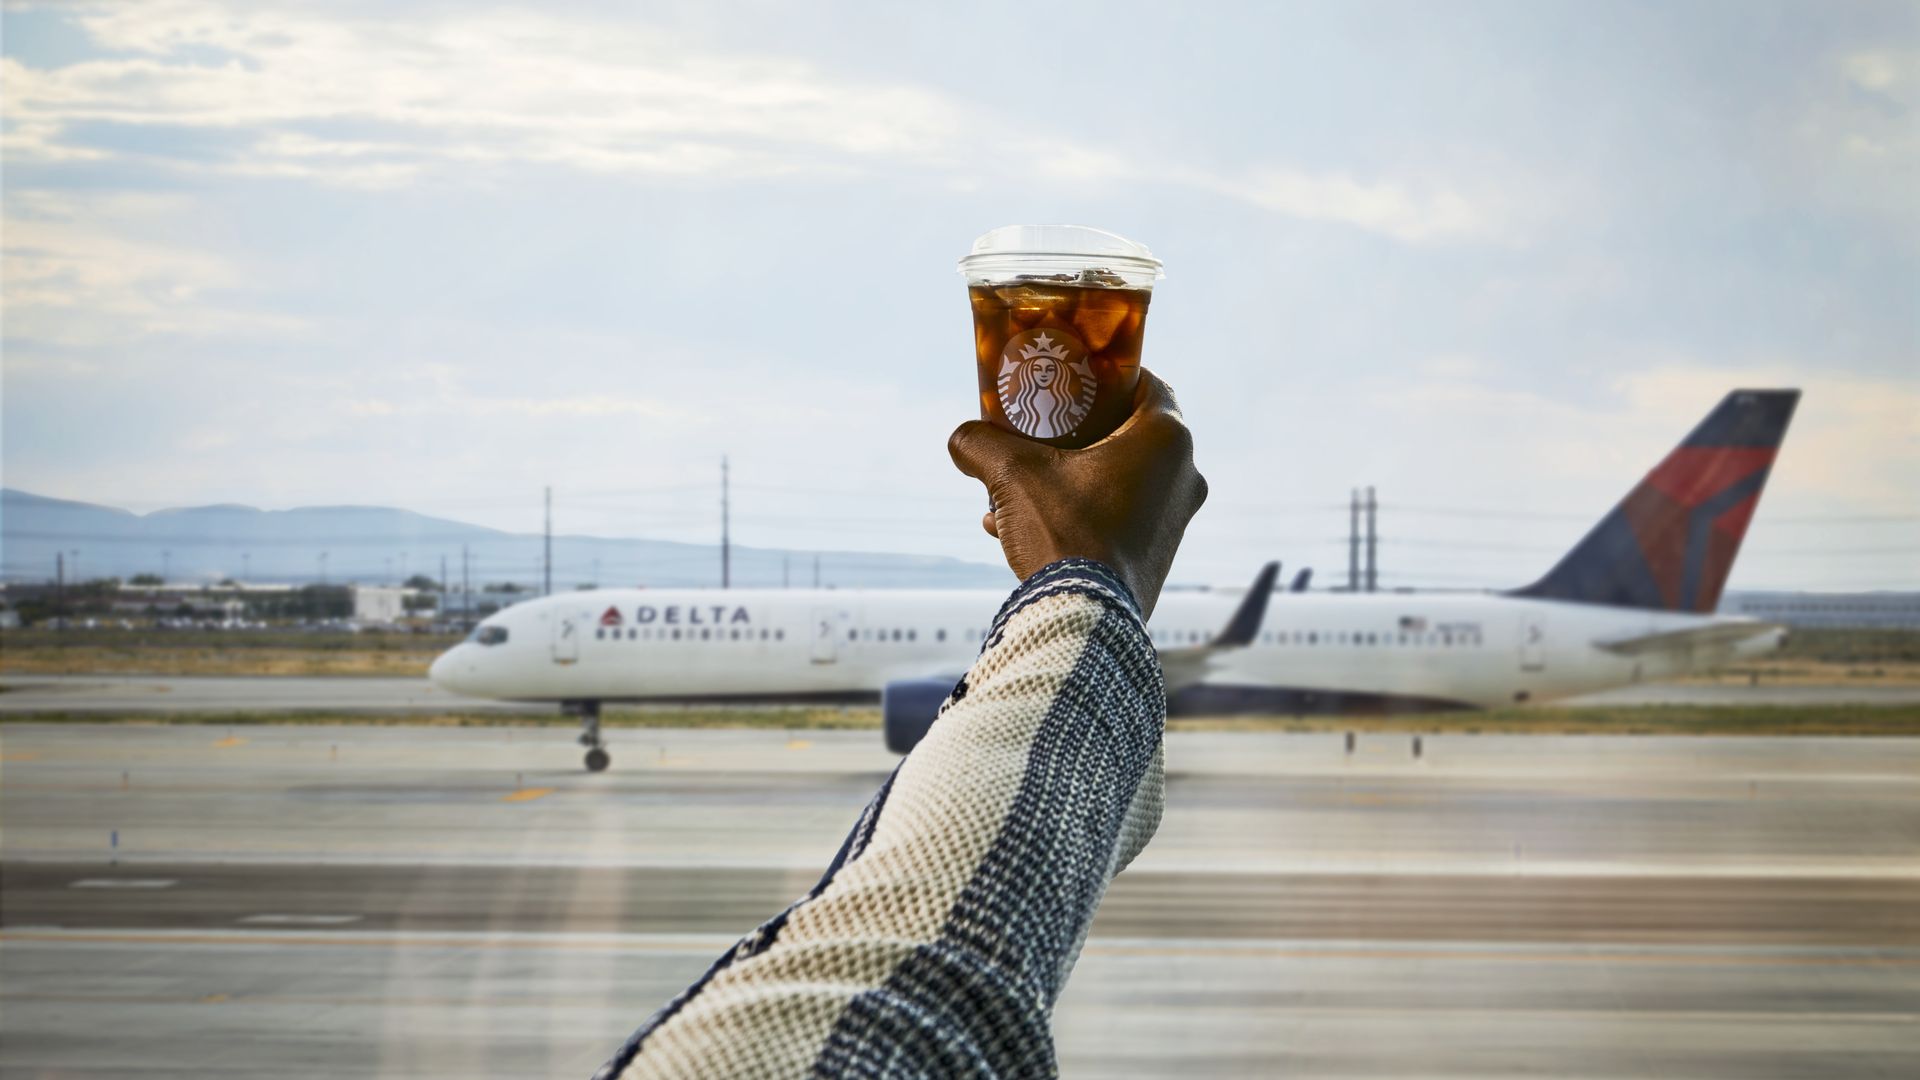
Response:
[948,369,1206,619]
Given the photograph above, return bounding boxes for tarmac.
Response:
[4,671,1920,713]
[3,724,1918,1077]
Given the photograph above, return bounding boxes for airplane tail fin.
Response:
[1511,389,1799,613]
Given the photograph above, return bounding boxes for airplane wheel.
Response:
[584,747,610,772]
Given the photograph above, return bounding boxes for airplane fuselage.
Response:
[429,586,1781,712]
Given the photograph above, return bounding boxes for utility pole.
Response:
[440,554,448,613]
[1347,490,1360,592]
[56,552,65,623]
[1364,486,1378,593]
[543,486,552,597]
[720,456,731,589]
[461,544,471,621]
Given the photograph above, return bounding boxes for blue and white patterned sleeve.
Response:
[593,558,1167,1079]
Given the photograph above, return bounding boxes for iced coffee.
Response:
[959,226,1163,450]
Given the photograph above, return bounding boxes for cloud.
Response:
[2,2,1517,244]
[1841,48,1918,103]
[1193,166,1494,245]
[0,190,306,345]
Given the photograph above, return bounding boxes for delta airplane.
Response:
[430,389,1799,770]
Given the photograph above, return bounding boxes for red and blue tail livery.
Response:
[1514,389,1800,613]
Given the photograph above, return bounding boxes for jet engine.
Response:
[882,676,960,754]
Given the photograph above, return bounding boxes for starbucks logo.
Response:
[997,329,1096,439]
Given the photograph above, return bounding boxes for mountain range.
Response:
[0,488,1014,590]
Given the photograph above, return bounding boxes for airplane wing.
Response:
[1593,619,1785,658]
[1156,561,1280,692]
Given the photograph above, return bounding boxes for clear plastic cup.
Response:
[959,225,1163,449]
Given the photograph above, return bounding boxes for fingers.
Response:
[948,419,1041,480]
[1099,368,1190,448]
[1136,368,1180,419]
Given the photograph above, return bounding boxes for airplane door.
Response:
[810,607,841,665]
[1519,614,1546,672]
[552,613,580,665]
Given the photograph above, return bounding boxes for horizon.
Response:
[4,482,1912,597]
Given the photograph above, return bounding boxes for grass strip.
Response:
[3,704,1917,736]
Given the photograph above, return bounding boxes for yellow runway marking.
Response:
[200,993,229,1004]
[786,739,812,751]
[1,752,40,762]
[502,787,554,802]
[212,736,246,748]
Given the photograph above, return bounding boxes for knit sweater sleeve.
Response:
[593,558,1167,1080]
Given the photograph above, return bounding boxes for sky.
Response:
[2,0,1916,592]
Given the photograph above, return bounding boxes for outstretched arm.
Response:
[596,559,1163,1079]
[595,372,1205,1079]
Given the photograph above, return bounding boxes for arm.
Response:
[595,559,1164,1079]
[595,371,1205,1079]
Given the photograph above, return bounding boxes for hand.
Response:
[948,370,1207,618]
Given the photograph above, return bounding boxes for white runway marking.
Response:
[68,879,178,889]
[237,913,363,925]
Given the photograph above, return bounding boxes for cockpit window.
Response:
[472,625,509,646]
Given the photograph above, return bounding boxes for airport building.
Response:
[1722,591,1920,630]
[0,581,443,628]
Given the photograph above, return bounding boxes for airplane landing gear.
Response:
[565,700,609,772]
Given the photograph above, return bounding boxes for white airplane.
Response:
[430,389,1799,770]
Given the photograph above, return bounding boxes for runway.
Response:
[4,725,1918,1077]
[5,671,1920,713]
[0,673,532,714]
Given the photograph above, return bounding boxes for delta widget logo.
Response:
[997,329,1096,439]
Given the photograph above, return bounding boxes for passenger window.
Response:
[775,629,784,641]
[700,628,710,640]
[907,629,916,642]
[1307,632,1318,645]
[936,629,946,642]
[671,628,681,640]
[892,629,902,642]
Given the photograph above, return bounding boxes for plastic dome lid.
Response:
[958,225,1163,287]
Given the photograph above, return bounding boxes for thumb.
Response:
[947,419,1038,482]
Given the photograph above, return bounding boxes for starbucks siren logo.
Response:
[997,329,1096,439]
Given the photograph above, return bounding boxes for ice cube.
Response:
[1076,267,1130,288]
[1072,290,1130,351]
[996,284,1075,328]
